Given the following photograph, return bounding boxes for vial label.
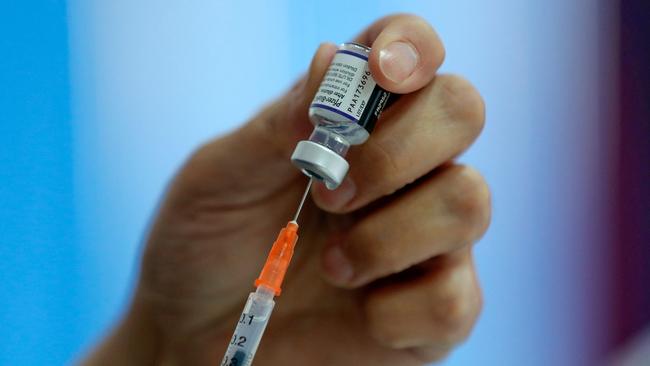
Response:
[310,49,390,133]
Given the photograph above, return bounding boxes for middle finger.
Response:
[311,74,485,213]
[321,164,490,287]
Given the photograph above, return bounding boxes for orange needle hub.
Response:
[254,221,299,296]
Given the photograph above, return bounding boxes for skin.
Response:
[82,14,490,366]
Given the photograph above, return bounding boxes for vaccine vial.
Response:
[291,42,391,189]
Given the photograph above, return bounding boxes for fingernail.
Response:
[323,245,354,284]
[379,41,419,83]
[314,177,356,211]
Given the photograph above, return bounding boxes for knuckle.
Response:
[384,12,430,29]
[371,322,407,349]
[172,142,214,196]
[432,285,482,344]
[348,140,396,197]
[350,222,403,274]
[369,138,404,186]
[436,74,486,139]
[447,166,491,242]
[399,13,433,30]
[352,128,421,199]
[430,262,483,344]
[365,295,408,348]
[407,347,450,364]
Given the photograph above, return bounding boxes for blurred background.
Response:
[1,0,648,365]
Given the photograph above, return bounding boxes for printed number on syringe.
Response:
[222,354,244,366]
[239,313,254,325]
[230,334,247,347]
[229,312,254,348]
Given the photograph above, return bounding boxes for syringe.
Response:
[221,42,390,365]
[220,179,312,366]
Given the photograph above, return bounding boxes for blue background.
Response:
[0,1,617,364]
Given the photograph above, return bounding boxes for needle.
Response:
[291,178,313,223]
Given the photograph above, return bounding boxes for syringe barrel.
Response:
[220,286,275,366]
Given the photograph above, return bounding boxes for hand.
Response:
[84,14,490,366]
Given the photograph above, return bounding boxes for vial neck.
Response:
[308,126,350,157]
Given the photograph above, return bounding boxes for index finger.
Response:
[355,14,445,93]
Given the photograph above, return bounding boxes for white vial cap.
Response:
[291,140,349,190]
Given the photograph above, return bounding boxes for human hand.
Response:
[85,13,490,366]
